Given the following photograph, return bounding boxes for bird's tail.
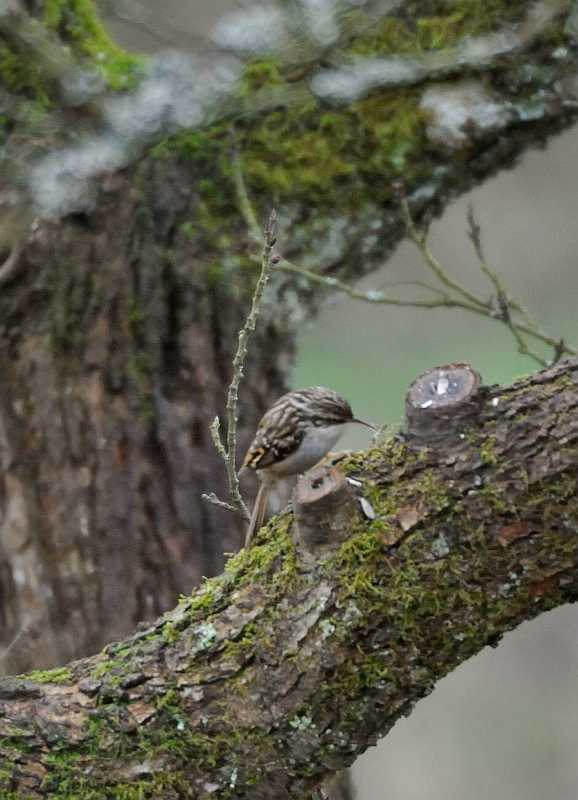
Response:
[245,483,270,547]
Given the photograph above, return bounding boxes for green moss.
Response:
[43,0,65,29]
[221,621,259,663]
[161,620,180,645]
[224,516,296,583]
[480,482,509,513]
[27,666,72,684]
[43,0,142,90]
[186,580,220,616]
[247,88,424,205]
[480,435,499,466]
[155,687,180,711]
[90,658,113,680]
[351,1,528,57]
[0,45,52,106]
[0,0,141,101]
[554,373,577,391]
[239,58,285,95]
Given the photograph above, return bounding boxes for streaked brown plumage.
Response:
[242,387,372,546]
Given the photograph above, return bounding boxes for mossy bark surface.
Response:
[0,358,577,798]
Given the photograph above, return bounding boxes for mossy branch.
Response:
[1,358,578,798]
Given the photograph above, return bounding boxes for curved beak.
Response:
[352,418,376,431]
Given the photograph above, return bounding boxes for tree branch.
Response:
[2,358,578,798]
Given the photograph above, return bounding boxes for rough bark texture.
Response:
[0,357,577,799]
[0,159,292,672]
[0,0,577,675]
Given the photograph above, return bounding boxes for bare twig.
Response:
[466,203,484,263]
[231,137,262,244]
[466,204,548,367]
[226,211,278,514]
[275,257,473,309]
[204,211,278,522]
[400,198,576,366]
[231,143,575,369]
[200,492,238,514]
[401,197,488,311]
[209,416,228,461]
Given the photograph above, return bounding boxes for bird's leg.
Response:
[244,483,271,547]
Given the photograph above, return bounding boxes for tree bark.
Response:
[0,0,577,673]
[0,357,577,798]
[0,158,293,671]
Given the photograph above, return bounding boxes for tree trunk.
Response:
[1,357,577,799]
[0,158,293,672]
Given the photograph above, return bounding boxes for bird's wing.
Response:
[243,416,305,470]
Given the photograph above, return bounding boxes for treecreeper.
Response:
[241,386,373,546]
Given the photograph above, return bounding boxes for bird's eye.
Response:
[312,417,323,427]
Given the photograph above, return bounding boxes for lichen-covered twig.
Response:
[202,211,278,522]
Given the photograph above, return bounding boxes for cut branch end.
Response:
[293,466,360,551]
[405,362,483,445]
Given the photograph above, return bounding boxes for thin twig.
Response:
[401,198,576,365]
[231,137,262,243]
[204,212,279,522]
[200,492,238,514]
[500,299,548,367]
[275,257,478,310]
[401,197,489,311]
[231,141,575,369]
[466,204,548,367]
[227,211,278,516]
[209,416,228,462]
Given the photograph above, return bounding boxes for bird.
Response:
[241,386,373,546]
